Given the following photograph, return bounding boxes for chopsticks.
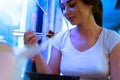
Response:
[12,30,54,38]
[12,30,46,37]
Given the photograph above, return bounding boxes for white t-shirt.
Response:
[52,28,120,80]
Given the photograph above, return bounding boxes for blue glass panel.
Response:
[35,0,48,14]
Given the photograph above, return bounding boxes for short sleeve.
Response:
[52,31,66,50]
[107,31,120,52]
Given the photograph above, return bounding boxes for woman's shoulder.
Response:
[102,28,114,33]
[102,28,120,52]
[102,28,120,41]
[54,30,70,39]
[52,29,70,50]
[102,28,119,36]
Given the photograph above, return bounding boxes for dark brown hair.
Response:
[59,0,103,26]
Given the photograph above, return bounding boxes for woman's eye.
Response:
[70,4,76,8]
[60,3,76,11]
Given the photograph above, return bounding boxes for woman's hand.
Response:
[24,30,40,47]
[23,30,54,47]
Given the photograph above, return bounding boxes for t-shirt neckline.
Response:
[68,28,104,53]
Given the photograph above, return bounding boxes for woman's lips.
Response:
[68,16,75,21]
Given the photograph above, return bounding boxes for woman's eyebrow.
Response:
[61,0,72,4]
[67,0,72,3]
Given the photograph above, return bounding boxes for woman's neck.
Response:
[76,15,102,37]
[76,23,102,38]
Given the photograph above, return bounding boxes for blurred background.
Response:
[0,0,120,80]
[0,0,120,48]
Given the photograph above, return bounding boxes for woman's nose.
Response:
[63,7,71,16]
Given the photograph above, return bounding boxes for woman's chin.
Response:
[70,22,77,25]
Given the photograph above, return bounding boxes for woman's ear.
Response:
[88,5,93,10]
[86,4,93,13]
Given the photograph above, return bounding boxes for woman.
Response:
[24,0,120,79]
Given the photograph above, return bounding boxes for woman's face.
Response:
[60,0,92,25]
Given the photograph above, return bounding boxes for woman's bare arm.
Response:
[34,46,61,74]
[34,53,52,74]
[48,46,61,74]
[35,47,60,74]
[110,42,120,80]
